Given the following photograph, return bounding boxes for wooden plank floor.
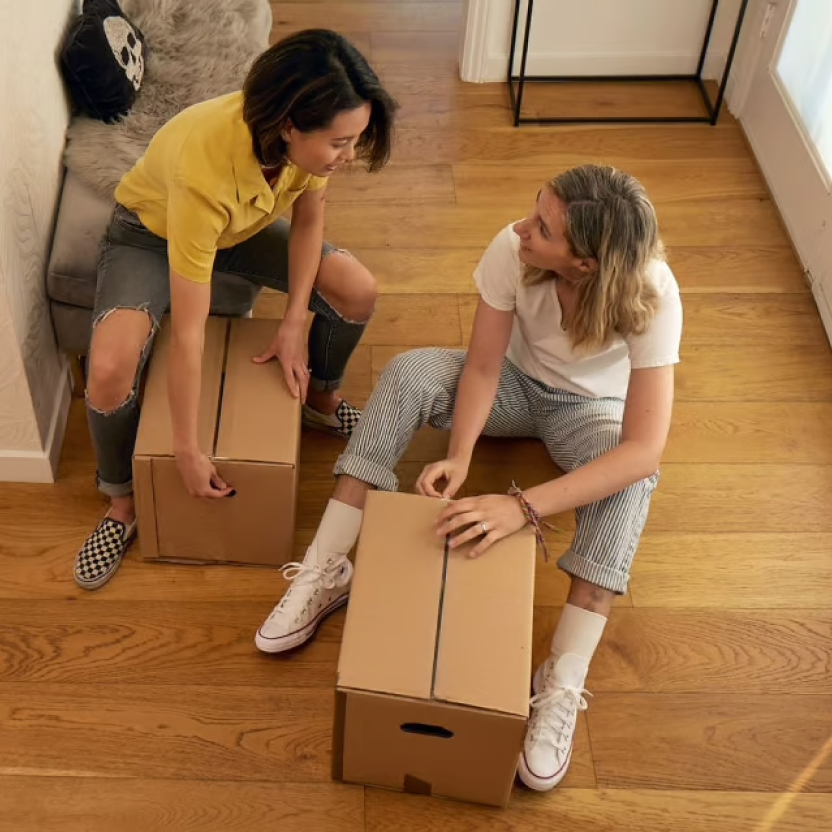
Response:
[2,1,832,829]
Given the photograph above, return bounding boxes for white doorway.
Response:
[739,0,832,340]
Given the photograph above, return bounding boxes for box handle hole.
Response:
[400,722,454,739]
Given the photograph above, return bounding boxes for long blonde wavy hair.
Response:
[525,165,662,351]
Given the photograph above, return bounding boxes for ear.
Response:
[281,120,296,143]
[578,257,598,275]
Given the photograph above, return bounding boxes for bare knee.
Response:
[86,310,153,412]
[317,252,378,321]
[87,354,138,413]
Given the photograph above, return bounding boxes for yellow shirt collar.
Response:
[230,94,277,213]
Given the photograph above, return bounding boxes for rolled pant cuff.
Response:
[557,548,630,595]
[97,478,134,499]
[334,452,399,492]
[310,376,344,393]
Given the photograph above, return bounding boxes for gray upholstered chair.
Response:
[46,0,271,385]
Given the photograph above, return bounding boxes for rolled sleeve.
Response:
[627,284,683,369]
[305,174,329,192]
[473,224,521,312]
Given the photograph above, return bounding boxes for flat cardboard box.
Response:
[333,491,537,808]
[134,316,300,566]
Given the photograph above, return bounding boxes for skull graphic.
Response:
[103,16,144,91]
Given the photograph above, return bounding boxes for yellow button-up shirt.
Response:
[114,91,327,283]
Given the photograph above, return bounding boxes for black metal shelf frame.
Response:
[507,0,751,126]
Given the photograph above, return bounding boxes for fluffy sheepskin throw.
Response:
[63,0,272,199]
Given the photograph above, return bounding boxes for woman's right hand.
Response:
[175,449,235,499]
[416,457,470,500]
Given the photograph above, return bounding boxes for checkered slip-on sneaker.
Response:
[301,400,361,439]
[74,514,137,591]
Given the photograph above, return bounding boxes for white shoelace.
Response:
[268,557,354,624]
[280,556,354,589]
[529,683,592,755]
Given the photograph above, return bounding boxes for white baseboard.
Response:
[481,50,729,84]
[0,359,72,484]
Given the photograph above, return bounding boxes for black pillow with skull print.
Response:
[60,0,147,124]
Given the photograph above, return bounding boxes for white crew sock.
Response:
[549,604,608,686]
[303,499,364,567]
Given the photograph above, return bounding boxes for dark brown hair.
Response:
[242,29,398,171]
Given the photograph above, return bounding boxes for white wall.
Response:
[0,0,74,481]
[461,0,748,83]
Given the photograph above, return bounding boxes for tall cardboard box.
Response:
[333,491,537,807]
[133,316,300,566]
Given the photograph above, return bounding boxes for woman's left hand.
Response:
[436,494,527,558]
[254,318,309,402]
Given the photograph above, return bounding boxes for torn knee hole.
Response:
[92,304,157,336]
[86,388,136,416]
[317,291,375,324]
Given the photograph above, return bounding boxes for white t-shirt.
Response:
[473,224,683,400]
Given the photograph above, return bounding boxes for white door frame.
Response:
[732,0,832,342]
[459,0,493,82]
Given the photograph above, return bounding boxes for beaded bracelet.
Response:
[508,481,556,562]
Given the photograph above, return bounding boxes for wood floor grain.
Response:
[589,694,832,792]
[453,158,769,204]
[0,601,343,687]
[539,608,832,694]
[322,200,791,249]
[1,1,831,830]
[365,789,832,831]
[0,684,335,782]
[3,779,365,832]
[630,533,832,609]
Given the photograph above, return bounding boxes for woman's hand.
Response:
[416,457,470,499]
[175,449,235,500]
[253,318,310,401]
[436,494,526,558]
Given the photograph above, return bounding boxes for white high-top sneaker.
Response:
[517,652,592,791]
[255,555,353,654]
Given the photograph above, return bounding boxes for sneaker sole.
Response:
[516,661,571,792]
[255,592,349,654]
[517,747,573,792]
[301,412,351,440]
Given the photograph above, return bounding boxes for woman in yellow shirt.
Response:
[75,29,398,590]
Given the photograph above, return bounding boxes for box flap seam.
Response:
[211,457,294,467]
[430,535,450,699]
[212,322,233,456]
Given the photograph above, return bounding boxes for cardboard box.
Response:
[133,316,300,566]
[333,491,537,807]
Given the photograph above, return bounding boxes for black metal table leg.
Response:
[506,0,751,126]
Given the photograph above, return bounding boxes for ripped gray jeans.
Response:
[87,204,367,498]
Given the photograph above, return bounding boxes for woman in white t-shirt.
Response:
[255,164,683,792]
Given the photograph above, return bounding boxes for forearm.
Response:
[447,362,502,462]
[285,218,323,323]
[168,332,203,455]
[523,441,659,517]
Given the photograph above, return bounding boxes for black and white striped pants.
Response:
[334,348,659,594]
